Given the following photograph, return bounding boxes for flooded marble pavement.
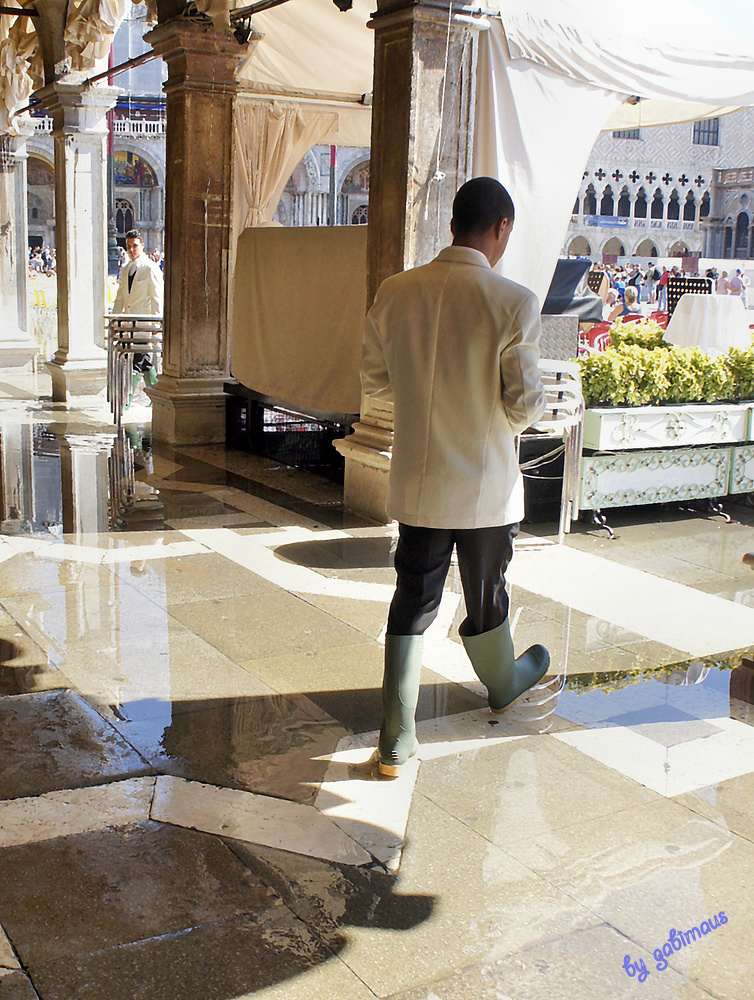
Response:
[0,374,753,999]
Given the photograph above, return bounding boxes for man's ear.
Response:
[450,218,456,238]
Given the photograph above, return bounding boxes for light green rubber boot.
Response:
[126,371,141,409]
[143,367,158,387]
[378,635,423,776]
[461,618,549,712]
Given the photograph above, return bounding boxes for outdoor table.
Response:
[664,293,751,355]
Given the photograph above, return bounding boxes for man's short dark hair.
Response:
[125,229,144,242]
[452,177,514,238]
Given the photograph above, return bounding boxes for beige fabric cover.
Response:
[234,98,338,229]
[362,246,546,529]
[232,225,366,415]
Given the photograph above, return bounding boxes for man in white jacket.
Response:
[112,229,163,395]
[362,177,549,776]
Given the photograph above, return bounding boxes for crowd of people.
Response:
[28,246,55,277]
[591,260,750,321]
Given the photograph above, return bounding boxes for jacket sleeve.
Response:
[112,277,125,314]
[499,292,546,435]
[361,296,393,404]
[146,264,164,316]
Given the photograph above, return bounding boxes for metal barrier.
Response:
[105,313,163,425]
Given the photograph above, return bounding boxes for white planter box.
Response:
[731,445,754,494]
[583,404,750,451]
[581,447,732,510]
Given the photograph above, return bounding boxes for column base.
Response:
[334,421,393,524]
[0,337,39,375]
[47,351,108,401]
[147,374,228,445]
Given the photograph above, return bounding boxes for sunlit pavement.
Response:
[0,371,753,1000]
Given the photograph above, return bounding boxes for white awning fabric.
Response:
[235,0,754,299]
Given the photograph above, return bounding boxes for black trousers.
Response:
[386,523,519,638]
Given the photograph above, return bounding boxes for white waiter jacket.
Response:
[361,246,546,529]
[112,255,164,316]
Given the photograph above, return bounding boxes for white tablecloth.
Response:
[664,293,751,355]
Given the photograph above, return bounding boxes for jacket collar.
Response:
[435,245,492,269]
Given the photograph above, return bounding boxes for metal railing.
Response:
[105,313,163,426]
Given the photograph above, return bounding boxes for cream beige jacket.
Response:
[112,255,164,316]
[362,246,546,529]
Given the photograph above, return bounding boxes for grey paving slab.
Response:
[240,640,485,735]
[166,591,367,663]
[27,909,376,1000]
[383,924,717,1000]
[0,968,38,1000]
[0,690,152,800]
[415,733,656,849]
[0,821,277,969]
[109,692,349,805]
[675,771,754,846]
[505,797,754,1000]
[228,792,600,998]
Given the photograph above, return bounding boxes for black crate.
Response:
[520,436,565,523]
[225,384,354,481]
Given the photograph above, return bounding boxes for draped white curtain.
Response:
[0,0,129,133]
[64,0,129,71]
[233,98,339,230]
[0,5,42,133]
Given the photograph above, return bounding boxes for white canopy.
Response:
[238,0,754,299]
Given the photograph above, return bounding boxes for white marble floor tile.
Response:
[151,775,372,866]
[314,704,572,872]
[554,718,754,797]
[180,527,395,603]
[314,738,419,872]
[508,544,754,656]
[0,778,154,849]
[0,927,19,970]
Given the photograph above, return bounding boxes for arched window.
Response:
[351,204,368,225]
[700,191,710,219]
[650,189,664,220]
[572,197,580,215]
[583,184,597,215]
[115,198,135,235]
[683,192,696,222]
[636,239,659,257]
[603,237,625,256]
[634,187,647,218]
[617,187,631,217]
[736,212,749,255]
[667,190,680,221]
[568,236,591,255]
[600,185,614,216]
[724,227,733,257]
[668,241,689,257]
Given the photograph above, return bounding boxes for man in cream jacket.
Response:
[362,177,549,776]
[112,229,163,394]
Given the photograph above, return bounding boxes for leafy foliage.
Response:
[579,344,751,408]
[607,317,669,351]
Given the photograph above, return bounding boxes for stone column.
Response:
[58,433,113,535]
[144,20,245,445]
[37,80,119,400]
[0,123,38,372]
[335,0,477,522]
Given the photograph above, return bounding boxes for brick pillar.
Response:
[335,0,477,522]
[37,81,119,400]
[144,20,245,444]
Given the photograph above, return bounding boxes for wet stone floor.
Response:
[0,373,753,999]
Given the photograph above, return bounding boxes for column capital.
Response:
[145,20,246,91]
[37,81,120,135]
